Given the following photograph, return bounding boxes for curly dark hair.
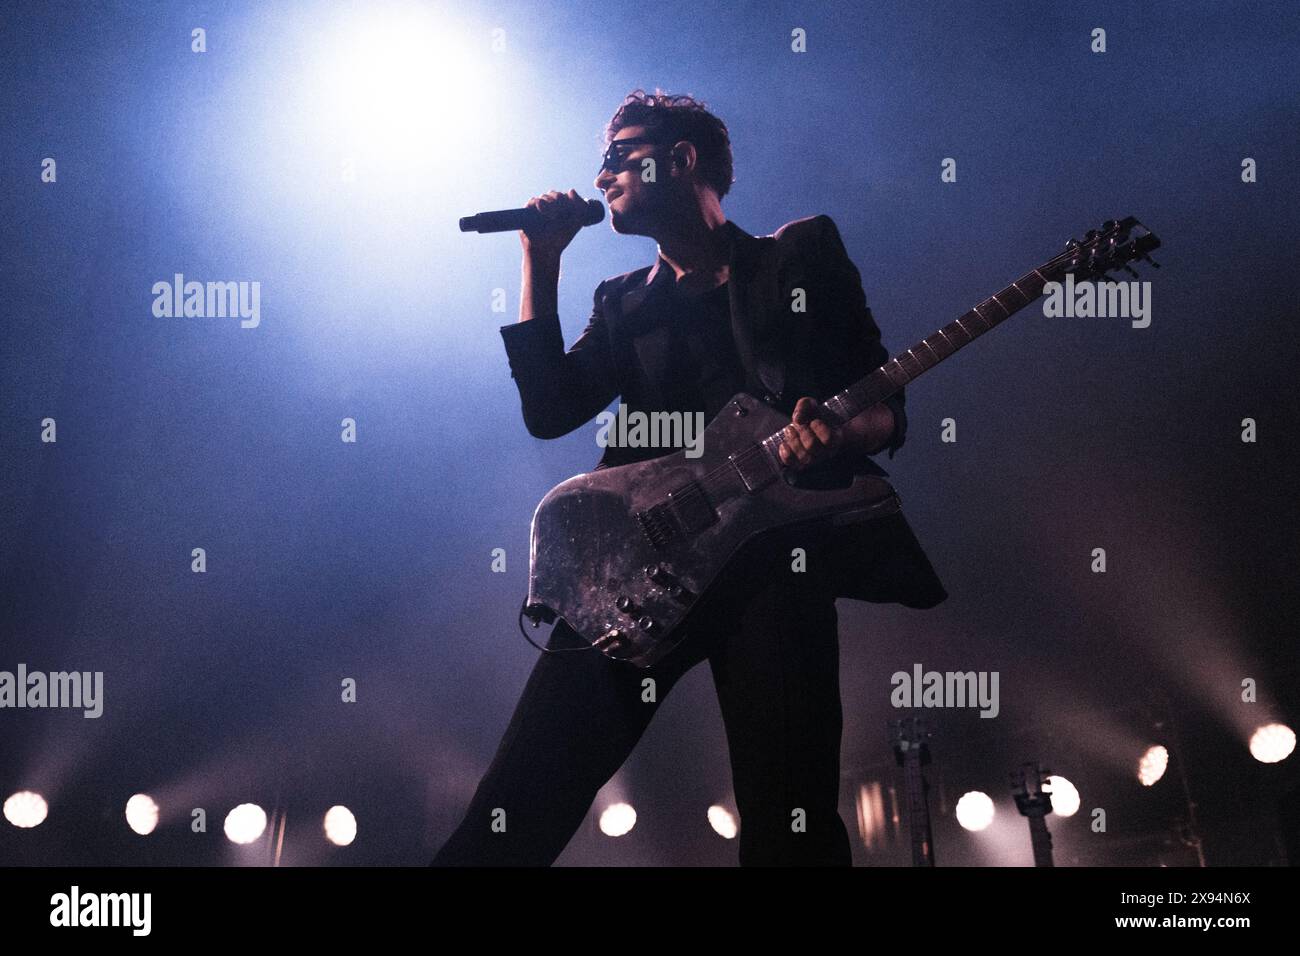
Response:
[603,89,735,199]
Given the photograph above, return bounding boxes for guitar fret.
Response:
[884,358,907,388]
[823,395,850,424]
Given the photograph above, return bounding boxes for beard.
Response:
[609,206,644,236]
[608,188,679,236]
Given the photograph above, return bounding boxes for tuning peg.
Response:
[1101,219,1117,232]
[1120,264,1140,278]
[1143,255,1161,269]
[1083,229,1098,242]
[1065,238,1079,250]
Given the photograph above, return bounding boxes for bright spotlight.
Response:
[1045,775,1080,817]
[303,6,494,168]
[1249,723,1296,763]
[323,805,357,847]
[1138,745,1169,786]
[125,794,160,836]
[223,803,268,845]
[955,791,995,831]
[707,805,737,839]
[3,791,48,829]
[598,802,636,837]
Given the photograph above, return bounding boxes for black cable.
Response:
[517,601,598,656]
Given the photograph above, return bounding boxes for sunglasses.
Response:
[599,137,662,175]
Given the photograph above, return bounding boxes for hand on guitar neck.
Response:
[777,396,896,470]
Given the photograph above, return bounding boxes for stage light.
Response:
[1045,775,1080,817]
[125,794,160,836]
[955,791,995,831]
[1138,745,1169,786]
[1249,722,1296,763]
[323,805,357,846]
[223,803,268,844]
[598,802,636,837]
[3,790,48,828]
[301,5,494,171]
[707,805,737,839]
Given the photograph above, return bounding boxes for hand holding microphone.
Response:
[518,189,600,262]
[458,189,604,261]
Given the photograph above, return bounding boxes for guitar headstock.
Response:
[1011,761,1054,814]
[889,715,933,762]
[1054,216,1162,283]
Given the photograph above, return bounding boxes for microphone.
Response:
[458,199,605,234]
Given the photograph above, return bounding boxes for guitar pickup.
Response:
[729,449,778,492]
[667,483,718,534]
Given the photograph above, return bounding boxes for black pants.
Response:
[430,530,852,866]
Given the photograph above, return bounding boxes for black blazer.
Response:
[500,215,947,610]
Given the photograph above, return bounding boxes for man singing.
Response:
[432,90,945,866]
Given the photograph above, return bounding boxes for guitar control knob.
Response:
[644,565,675,585]
[615,595,637,614]
[637,616,656,631]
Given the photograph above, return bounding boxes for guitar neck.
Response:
[819,265,1053,428]
[746,216,1159,468]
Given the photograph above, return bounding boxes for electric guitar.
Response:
[522,217,1161,667]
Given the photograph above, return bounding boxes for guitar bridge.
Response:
[635,506,676,549]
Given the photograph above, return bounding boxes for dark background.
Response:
[1,0,1297,865]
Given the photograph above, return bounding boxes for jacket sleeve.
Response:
[811,214,907,459]
[498,280,620,439]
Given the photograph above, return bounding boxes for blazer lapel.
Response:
[617,219,786,407]
[725,220,786,400]
[618,253,676,410]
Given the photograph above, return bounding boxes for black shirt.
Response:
[661,278,745,424]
